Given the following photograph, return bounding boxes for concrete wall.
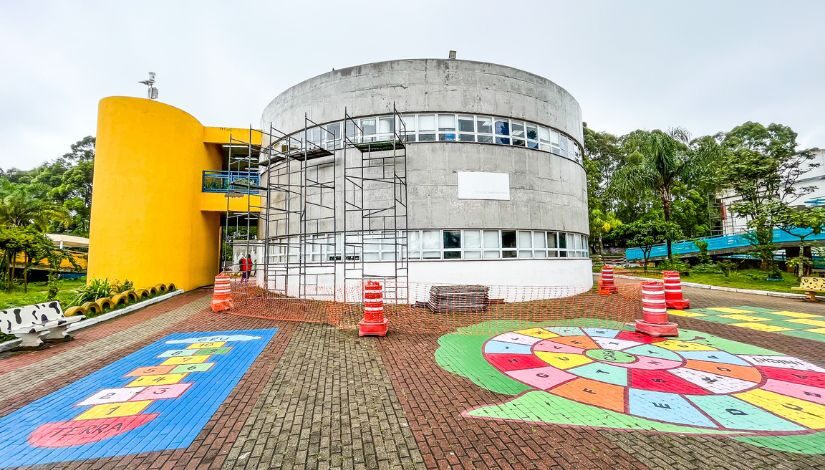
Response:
[263,59,583,143]
[260,59,588,236]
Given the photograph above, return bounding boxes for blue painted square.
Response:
[0,328,277,468]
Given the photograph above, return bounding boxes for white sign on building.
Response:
[456,171,511,200]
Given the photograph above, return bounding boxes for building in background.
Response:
[88,58,591,297]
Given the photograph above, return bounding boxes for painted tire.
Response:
[483,326,825,434]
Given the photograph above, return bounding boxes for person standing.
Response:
[239,255,249,283]
[244,253,254,284]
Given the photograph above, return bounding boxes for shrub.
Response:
[659,259,690,273]
[691,263,721,274]
[718,261,735,278]
[70,278,113,307]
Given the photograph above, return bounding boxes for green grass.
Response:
[0,278,86,310]
[617,268,801,293]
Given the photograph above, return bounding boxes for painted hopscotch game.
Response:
[436,320,825,454]
[669,306,825,343]
[0,328,276,468]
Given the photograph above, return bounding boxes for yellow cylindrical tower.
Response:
[88,97,223,291]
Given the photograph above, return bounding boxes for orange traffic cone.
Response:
[211,273,234,313]
[635,280,679,337]
[662,271,690,309]
[358,281,388,337]
[599,265,618,295]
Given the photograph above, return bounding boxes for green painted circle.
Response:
[585,349,636,364]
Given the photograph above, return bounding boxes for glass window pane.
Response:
[526,124,538,140]
[539,126,550,142]
[378,116,394,134]
[477,116,493,134]
[326,122,341,140]
[464,251,481,259]
[444,251,461,259]
[422,230,439,250]
[458,115,474,132]
[550,130,560,145]
[478,135,493,143]
[419,133,436,141]
[518,231,532,248]
[511,121,525,138]
[533,232,546,248]
[513,138,526,147]
[518,250,533,258]
[464,230,481,249]
[483,250,500,259]
[438,114,455,131]
[547,232,558,248]
[418,114,435,131]
[423,251,441,259]
[527,140,538,149]
[558,232,567,249]
[534,249,547,259]
[503,250,517,258]
[458,134,475,142]
[401,115,416,132]
[443,230,461,249]
[409,230,420,251]
[502,231,517,248]
[483,230,500,248]
[361,118,376,135]
[496,136,511,145]
[495,119,510,136]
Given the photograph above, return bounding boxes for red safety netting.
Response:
[224,278,647,336]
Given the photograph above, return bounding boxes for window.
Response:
[361,118,376,141]
[422,230,440,259]
[438,114,456,141]
[558,232,568,258]
[526,124,539,149]
[443,230,461,258]
[533,231,547,258]
[495,118,510,145]
[547,232,558,257]
[483,230,500,259]
[502,230,517,258]
[378,116,394,140]
[511,121,526,147]
[418,114,435,141]
[400,115,416,142]
[408,230,421,259]
[477,116,493,133]
[325,122,341,148]
[518,231,532,258]
[458,115,475,142]
[464,230,481,259]
[559,136,569,158]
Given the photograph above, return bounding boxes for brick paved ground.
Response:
[2,283,825,469]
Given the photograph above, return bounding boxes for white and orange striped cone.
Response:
[662,270,691,309]
[634,280,678,337]
[358,280,388,337]
[211,273,234,313]
[599,265,618,295]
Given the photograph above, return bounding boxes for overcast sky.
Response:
[1,0,823,170]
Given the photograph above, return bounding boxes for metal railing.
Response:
[202,171,259,194]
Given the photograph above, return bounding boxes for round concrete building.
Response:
[257,58,591,300]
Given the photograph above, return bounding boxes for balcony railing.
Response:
[202,171,259,194]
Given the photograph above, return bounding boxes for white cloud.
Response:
[1,0,824,169]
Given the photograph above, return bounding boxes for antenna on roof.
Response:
[138,72,159,100]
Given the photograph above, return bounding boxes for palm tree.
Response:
[0,185,70,231]
[611,128,709,261]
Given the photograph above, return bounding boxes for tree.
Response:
[611,128,713,261]
[0,184,70,231]
[615,219,683,272]
[589,209,622,256]
[776,206,825,277]
[720,122,817,273]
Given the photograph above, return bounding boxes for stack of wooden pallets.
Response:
[426,285,490,313]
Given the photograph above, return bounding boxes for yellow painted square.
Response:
[809,328,825,335]
[731,322,791,332]
[707,307,753,314]
[127,373,187,387]
[769,311,821,319]
[788,318,825,328]
[656,340,715,351]
[161,355,209,366]
[720,314,769,322]
[187,341,226,349]
[515,328,558,339]
[667,310,706,318]
[735,389,825,428]
[534,352,592,370]
[75,400,153,420]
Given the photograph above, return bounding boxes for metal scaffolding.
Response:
[221,128,261,274]
[225,105,408,306]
